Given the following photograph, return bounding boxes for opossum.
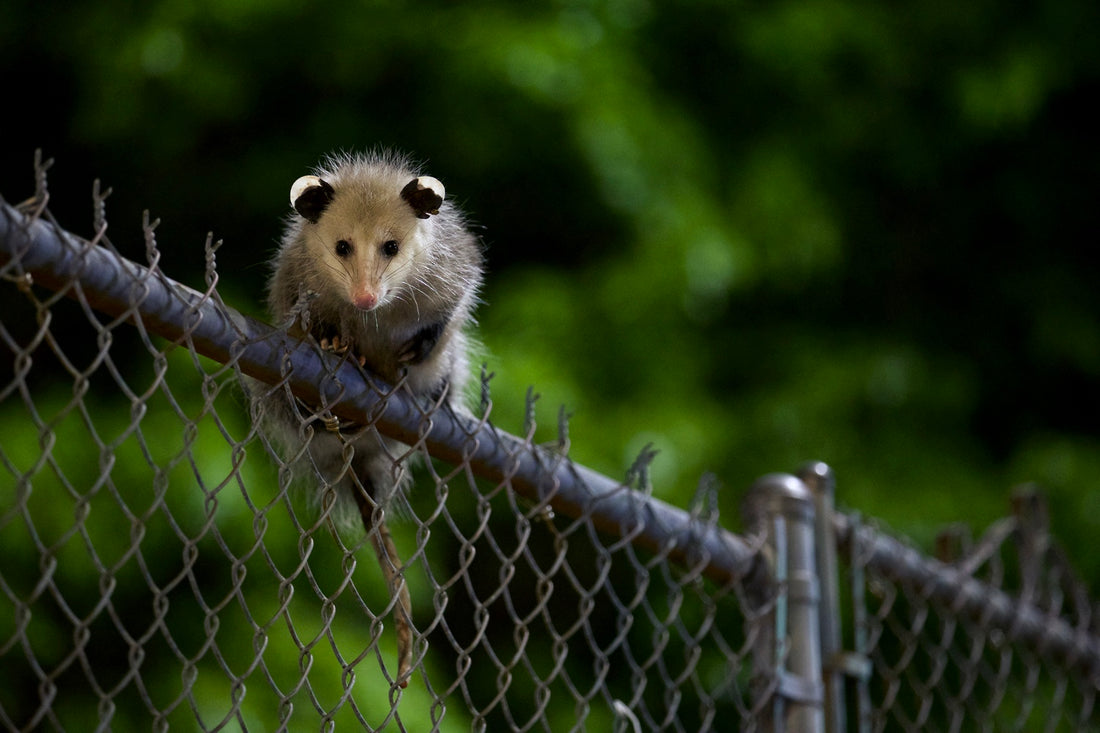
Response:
[252,150,484,687]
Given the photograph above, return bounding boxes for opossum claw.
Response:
[319,336,367,367]
[320,335,347,353]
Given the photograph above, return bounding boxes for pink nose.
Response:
[353,291,377,310]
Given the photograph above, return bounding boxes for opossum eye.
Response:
[382,240,400,258]
[335,239,352,258]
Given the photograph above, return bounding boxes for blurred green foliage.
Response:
[3,0,1100,727]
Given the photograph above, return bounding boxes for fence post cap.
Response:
[797,460,835,495]
[749,472,813,500]
[742,472,815,527]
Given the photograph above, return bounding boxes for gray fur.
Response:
[253,150,484,518]
[248,150,484,685]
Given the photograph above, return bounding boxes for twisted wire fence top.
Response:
[836,500,1100,732]
[2,160,1099,732]
[0,165,772,731]
[837,507,1100,677]
[0,188,766,590]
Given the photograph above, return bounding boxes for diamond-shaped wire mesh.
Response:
[839,510,1100,733]
[1,165,767,731]
[4,160,1100,732]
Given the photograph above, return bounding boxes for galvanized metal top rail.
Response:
[834,511,1100,682]
[0,197,768,592]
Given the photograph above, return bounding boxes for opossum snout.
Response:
[353,290,378,310]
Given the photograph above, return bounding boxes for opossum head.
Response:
[289,165,446,312]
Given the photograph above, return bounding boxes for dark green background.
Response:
[2,1,1099,714]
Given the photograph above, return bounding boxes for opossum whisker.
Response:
[390,280,428,321]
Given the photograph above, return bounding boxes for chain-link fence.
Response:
[2,159,1098,731]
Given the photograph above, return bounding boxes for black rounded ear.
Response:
[401,176,445,219]
[290,175,335,223]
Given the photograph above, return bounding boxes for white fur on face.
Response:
[311,201,430,312]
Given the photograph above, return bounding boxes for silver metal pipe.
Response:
[1,199,768,591]
[744,473,825,733]
[834,511,1100,681]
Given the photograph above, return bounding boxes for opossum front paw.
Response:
[320,336,366,366]
[398,322,446,365]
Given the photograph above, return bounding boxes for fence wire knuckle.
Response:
[3,164,1100,731]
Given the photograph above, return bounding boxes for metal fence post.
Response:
[800,460,866,730]
[743,473,825,733]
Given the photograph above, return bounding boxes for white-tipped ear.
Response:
[416,176,446,203]
[401,176,446,219]
[290,175,335,223]
[290,175,323,206]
